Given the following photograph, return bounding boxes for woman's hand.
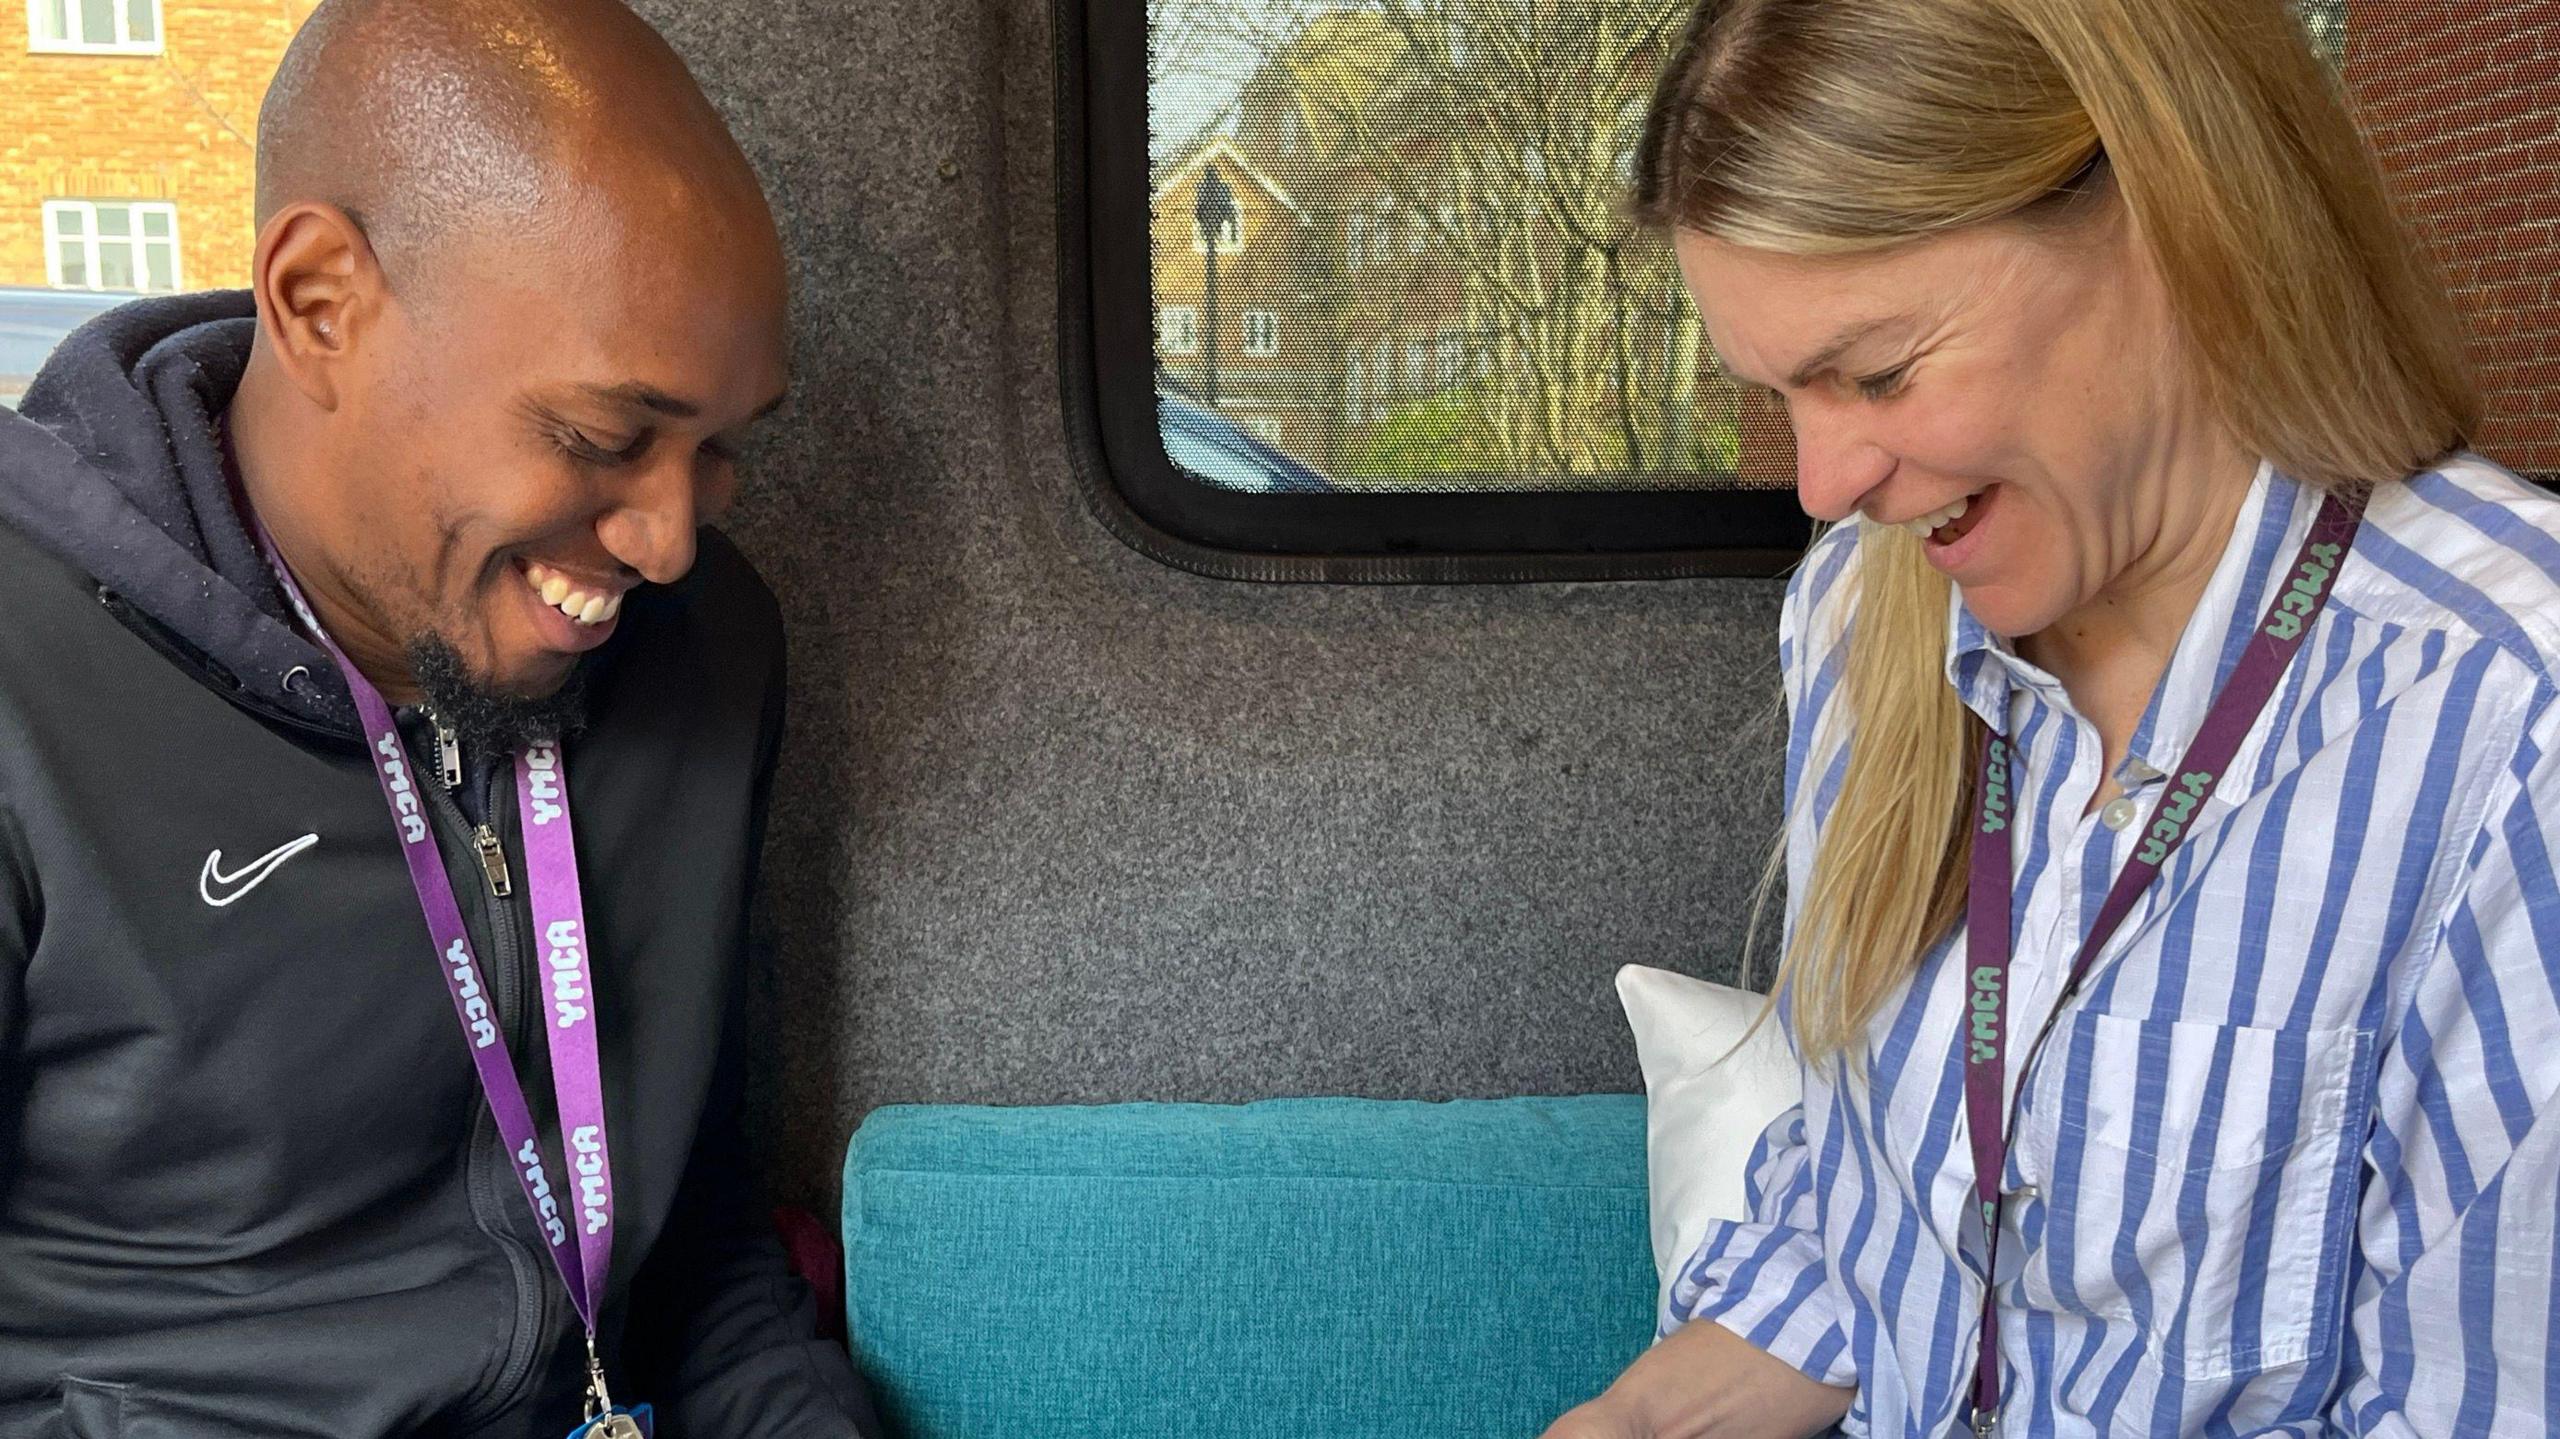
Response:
[1541,1317,1855,1439]
[1541,1394,1652,1439]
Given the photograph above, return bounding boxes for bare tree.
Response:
[1184,0,1709,482]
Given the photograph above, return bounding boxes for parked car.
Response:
[0,287,129,410]
[1156,389,1333,493]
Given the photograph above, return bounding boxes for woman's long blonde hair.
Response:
[1631,0,2480,1061]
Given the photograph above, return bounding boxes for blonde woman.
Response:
[1548,0,2554,1435]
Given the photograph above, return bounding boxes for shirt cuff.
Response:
[1661,1217,1858,1390]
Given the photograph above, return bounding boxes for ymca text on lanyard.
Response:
[1960,493,2360,1438]
[255,528,645,1439]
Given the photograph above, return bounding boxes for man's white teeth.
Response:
[523,562,623,627]
[1905,493,1976,540]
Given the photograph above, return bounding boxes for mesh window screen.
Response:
[1141,0,2558,498]
[1147,1,1748,494]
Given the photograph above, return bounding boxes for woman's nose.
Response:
[1790,403,1895,524]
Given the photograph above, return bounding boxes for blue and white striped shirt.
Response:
[1667,455,2560,1436]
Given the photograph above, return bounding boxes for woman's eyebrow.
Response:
[1784,315,1916,389]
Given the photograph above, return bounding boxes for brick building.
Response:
[3,0,317,295]
[1150,137,1327,454]
[2349,0,2560,476]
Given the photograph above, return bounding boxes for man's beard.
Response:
[408,634,591,756]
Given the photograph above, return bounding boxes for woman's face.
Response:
[1674,212,2243,641]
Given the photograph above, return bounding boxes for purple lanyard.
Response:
[1959,494,2358,1435]
[254,532,619,1349]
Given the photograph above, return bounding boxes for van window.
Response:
[1071,0,2554,579]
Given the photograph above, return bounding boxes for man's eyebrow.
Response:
[572,384,788,428]
[576,382,701,419]
[1783,315,1913,390]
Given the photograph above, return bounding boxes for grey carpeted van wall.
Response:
[627,0,1793,1213]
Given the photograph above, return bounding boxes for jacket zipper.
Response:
[435,717,465,791]
[428,708,513,903]
[104,595,560,1414]
[474,824,515,899]
[430,755,553,1426]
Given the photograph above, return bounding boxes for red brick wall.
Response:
[2349,0,2560,475]
[0,1,318,293]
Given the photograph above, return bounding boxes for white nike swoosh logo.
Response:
[200,833,321,909]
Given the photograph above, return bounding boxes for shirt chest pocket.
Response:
[2011,1010,2374,1382]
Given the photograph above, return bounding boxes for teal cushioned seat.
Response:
[843,1094,1653,1438]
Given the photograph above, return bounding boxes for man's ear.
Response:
[249,202,388,412]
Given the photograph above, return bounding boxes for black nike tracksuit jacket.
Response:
[0,292,880,1438]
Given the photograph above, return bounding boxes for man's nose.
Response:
[595,456,701,587]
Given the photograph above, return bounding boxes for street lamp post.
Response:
[1661,282,1689,469]
[1193,164,1237,409]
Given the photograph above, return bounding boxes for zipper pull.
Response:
[435,720,464,791]
[473,823,513,898]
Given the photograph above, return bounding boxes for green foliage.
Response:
[1346,390,1506,477]
[1343,387,1748,487]
[1692,419,1741,477]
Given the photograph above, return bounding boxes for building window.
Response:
[1189,214,1242,255]
[1158,304,1200,357]
[43,200,181,293]
[1242,310,1279,357]
[29,0,161,52]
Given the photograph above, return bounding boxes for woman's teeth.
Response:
[523,562,623,627]
[1904,493,1976,541]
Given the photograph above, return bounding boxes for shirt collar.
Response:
[1943,461,2317,797]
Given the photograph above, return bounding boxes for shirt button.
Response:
[2100,797,2137,831]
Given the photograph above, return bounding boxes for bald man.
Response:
[0,2,880,1434]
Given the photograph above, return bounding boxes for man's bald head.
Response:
[230,0,789,734]
[257,0,768,293]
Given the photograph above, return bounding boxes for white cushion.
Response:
[1615,964,1804,1315]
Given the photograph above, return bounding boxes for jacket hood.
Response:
[0,290,354,734]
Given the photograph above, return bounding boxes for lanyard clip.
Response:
[1972,1409,1999,1439]
[583,1331,614,1421]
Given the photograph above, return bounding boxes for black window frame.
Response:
[1055,0,1816,584]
